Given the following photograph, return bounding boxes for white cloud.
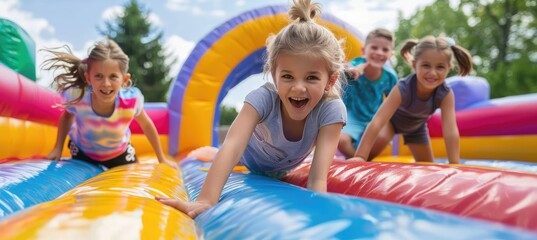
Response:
[191,6,204,15]
[235,0,246,7]
[148,13,162,26]
[166,0,190,11]
[0,0,83,89]
[210,9,226,17]
[101,6,124,21]
[166,0,226,17]
[163,35,195,100]
[0,0,55,38]
[324,0,400,34]
[164,35,196,78]
[324,0,459,35]
[101,6,162,26]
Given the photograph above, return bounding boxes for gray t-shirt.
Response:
[242,83,346,174]
[391,73,450,134]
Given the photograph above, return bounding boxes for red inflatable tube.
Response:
[283,161,537,232]
[428,102,537,137]
[0,64,169,134]
[0,64,63,126]
[129,108,169,134]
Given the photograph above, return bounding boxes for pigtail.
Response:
[451,45,473,76]
[41,46,88,105]
[399,40,418,66]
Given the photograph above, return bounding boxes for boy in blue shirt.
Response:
[338,28,398,159]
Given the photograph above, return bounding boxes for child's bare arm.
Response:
[346,62,369,80]
[158,103,260,218]
[198,104,259,203]
[308,122,344,192]
[351,86,401,161]
[46,111,74,160]
[135,110,177,168]
[440,91,460,164]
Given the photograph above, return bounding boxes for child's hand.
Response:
[161,159,179,170]
[347,62,369,80]
[347,156,366,162]
[46,148,62,161]
[448,159,460,164]
[156,197,213,219]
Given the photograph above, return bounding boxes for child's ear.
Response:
[326,71,339,90]
[123,73,131,85]
[84,72,90,85]
[388,48,394,58]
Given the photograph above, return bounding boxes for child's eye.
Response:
[306,75,320,81]
[281,74,293,79]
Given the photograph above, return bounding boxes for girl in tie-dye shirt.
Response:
[43,39,177,169]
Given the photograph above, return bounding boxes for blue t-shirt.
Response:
[341,57,398,145]
[242,83,346,175]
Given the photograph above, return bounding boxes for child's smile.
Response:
[85,59,128,106]
[274,53,331,121]
[414,49,450,94]
[364,37,393,69]
[289,97,309,109]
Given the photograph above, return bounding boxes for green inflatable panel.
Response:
[0,18,36,81]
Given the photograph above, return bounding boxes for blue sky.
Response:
[0,0,457,108]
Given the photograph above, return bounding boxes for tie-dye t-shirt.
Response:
[62,87,144,161]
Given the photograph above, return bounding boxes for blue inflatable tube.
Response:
[0,159,103,218]
[181,158,537,239]
[435,158,537,173]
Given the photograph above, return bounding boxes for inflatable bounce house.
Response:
[1,5,537,239]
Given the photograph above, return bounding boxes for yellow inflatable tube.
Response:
[0,157,196,239]
[0,116,169,160]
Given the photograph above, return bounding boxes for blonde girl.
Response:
[158,0,347,218]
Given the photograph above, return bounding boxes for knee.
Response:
[375,135,392,145]
[338,134,351,147]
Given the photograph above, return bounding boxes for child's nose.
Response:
[293,80,307,92]
[103,78,112,86]
[374,49,384,55]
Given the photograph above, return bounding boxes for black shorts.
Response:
[390,121,430,145]
[68,141,138,169]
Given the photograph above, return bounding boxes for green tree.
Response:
[393,0,470,78]
[100,0,173,102]
[219,105,238,126]
[459,0,537,98]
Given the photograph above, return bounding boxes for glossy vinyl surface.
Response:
[0,161,196,240]
[181,158,537,239]
[283,160,537,232]
[0,159,102,218]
